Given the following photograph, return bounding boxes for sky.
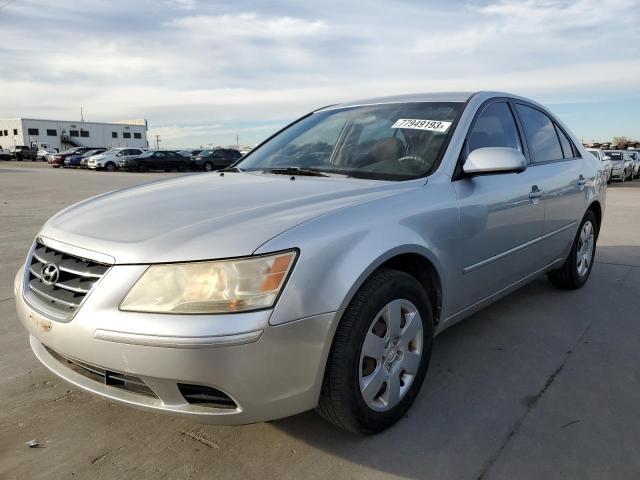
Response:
[0,0,639,148]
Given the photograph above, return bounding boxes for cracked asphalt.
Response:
[1,162,639,480]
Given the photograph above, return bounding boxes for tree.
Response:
[612,136,631,148]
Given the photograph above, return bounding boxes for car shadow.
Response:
[270,246,639,479]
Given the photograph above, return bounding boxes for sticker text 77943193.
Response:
[391,119,452,133]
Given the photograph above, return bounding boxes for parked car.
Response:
[178,149,203,158]
[0,146,11,161]
[191,148,242,171]
[37,148,57,161]
[604,150,634,181]
[11,145,38,161]
[87,148,144,172]
[129,150,190,172]
[63,148,107,168]
[627,151,640,179]
[48,147,95,168]
[14,92,605,434]
[587,148,612,183]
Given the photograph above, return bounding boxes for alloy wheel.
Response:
[576,220,595,277]
[359,299,423,412]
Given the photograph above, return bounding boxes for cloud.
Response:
[167,12,329,40]
[164,0,197,9]
[0,0,638,146]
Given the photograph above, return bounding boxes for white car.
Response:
[87,148,144,172]
[627,151,640,179]
[37,148,57,161]
[604,150,634,182]
[587,148,612,184]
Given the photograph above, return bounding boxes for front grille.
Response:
[45,346,157,398]
[26,241,110,319]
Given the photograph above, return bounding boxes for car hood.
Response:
[40,172,422,264]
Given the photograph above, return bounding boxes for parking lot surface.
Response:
[1,162,639,480]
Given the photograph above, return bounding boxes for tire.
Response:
[547,210,598,290]
[138,162,148,172]
[105,162,116,172]
[317,268,434,434]
[204,162,213,172]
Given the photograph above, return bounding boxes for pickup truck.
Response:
[11,145,38,161]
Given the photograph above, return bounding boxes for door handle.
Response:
[577,175,587,186]
[529,185,543,199]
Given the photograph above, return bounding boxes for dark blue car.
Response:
[63,148,106,168]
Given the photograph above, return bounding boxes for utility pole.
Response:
[155,135,161,150]
[236,134,239,149]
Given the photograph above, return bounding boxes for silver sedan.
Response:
[15,91,605,434]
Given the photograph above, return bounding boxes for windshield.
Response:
[138,151,155,158]
[82,149,101,157]
[100,149,120,156]
[62,148,80,154]
[605,151,623,160]
[237,102,463,180]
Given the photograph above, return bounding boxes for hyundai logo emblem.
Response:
[41,263,60,286]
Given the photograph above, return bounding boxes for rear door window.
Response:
[515,104,563,163]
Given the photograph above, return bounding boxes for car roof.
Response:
[315,91,537,111]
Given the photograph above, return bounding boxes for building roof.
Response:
[0,118,147,128]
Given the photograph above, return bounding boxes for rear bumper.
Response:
[14,266,339,424]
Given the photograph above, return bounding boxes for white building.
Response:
[0,118,148,152]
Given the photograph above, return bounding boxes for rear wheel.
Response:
[317,268,433,434]
[548,210,598,290]
[105,162,116,172]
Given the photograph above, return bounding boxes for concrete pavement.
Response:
[1,162,638,480]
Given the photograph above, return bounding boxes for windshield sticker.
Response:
[391,119,452,133]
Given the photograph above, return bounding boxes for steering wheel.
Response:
[397,155,429,169]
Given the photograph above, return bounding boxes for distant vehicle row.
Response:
[43,147,243,172]
[587,148,640,182]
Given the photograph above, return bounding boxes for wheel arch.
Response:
[587,200,602,234]
[338,246,445,326]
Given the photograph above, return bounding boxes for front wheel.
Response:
[317,268,433,434]
[548,210,598,289]
[204,162,214,172]
[105,162,116,172]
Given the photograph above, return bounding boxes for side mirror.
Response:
[603,156,611,161]
[116,153,123,156]
[463,147,527,175]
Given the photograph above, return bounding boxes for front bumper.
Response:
[14,266,340,424]
[611,167,625,179]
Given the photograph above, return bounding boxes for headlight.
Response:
[120,250,297,314]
